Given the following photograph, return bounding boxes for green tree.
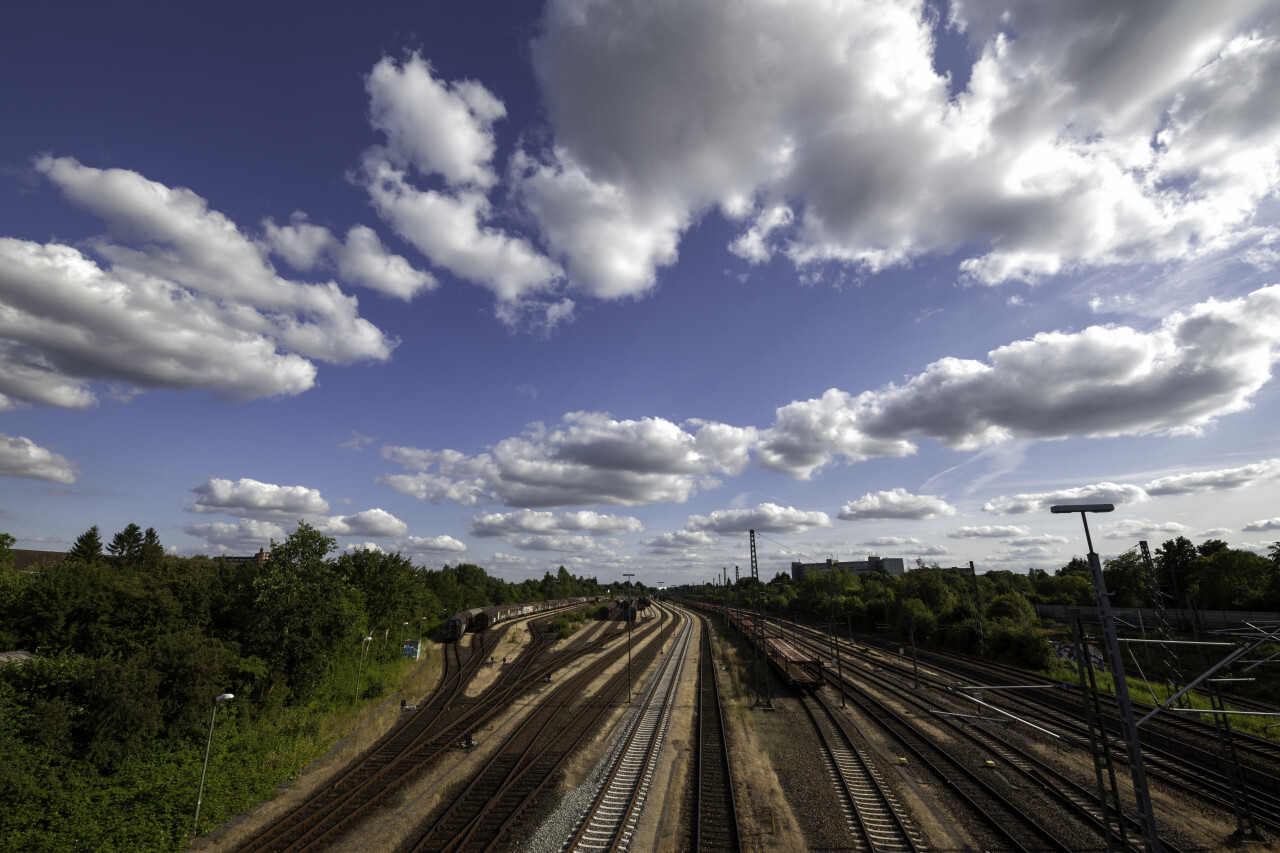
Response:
[1197,538,1229,557]
[141,526,164,567]
[1057,556,1091,577]
[67,525,104,563]
[1156,536,1197,604]
[1187,548,1274,610]
[1102,548,1146,608]
[107,523,144,563]
[336,548,436,630]
[250,522,362,698]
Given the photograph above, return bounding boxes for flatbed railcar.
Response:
[687,599,820,687]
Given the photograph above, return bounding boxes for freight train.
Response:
[442,597,600,642]
[685,600,822,688]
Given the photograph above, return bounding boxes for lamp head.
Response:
[215,693,234,702]
[1050,503,1114,514]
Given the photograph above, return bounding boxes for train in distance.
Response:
[443,597,601,642]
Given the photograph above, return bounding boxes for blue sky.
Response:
[3,0,1280,586]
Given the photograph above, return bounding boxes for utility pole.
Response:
[623,572,635,701]
[750,529,771,708]
[1053,504,1160,853]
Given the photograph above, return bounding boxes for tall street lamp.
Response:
[1052,502,1161,853]
[623,572,635,700]
[193,692,234,835]
[355,635,373,702]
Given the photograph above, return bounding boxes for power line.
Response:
[752,531,820,564]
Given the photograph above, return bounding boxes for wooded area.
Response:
[0,524,615,852]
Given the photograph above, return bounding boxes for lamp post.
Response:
[193,692,234,835]
[1052,502,1161,853]
[623,572,635,700]
[355,635,373,702]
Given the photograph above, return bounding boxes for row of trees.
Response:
[0,522,612,851]
[687,537,1280,670]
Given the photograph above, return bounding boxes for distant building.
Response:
[790,556,905,582]
[222,548,270,565]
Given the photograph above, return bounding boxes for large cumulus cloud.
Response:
[0,157,401,411]
[519,0,1280,295]
[378,412,757,507]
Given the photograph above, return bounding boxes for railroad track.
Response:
[834,629,1280,837]
[800,690,923,853]
[561,608,693,852]
[237,607,611,853]
[692,614,741,853]
[407,607,676,853]
[780,617,1223,851]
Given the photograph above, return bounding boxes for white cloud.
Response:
[684,503,831,535]
[339,431,377,450]
[0,158,402,410]
[378,413,755,508]
[763,287,1280,478]
[860,536,949,557]
[367,53,506,189]
[469,509,643,537]
[983,482,1151,515]
[184,519,287,553]
[263,214,435,300]
[1244,518,1280,532]
[643,530,718,554]
[393,534,468,557]
[512,148,684,299]
[522,0,1280,294]
[263,213,333,270]
[839,489,957,520]
[758,388,916,478]
[1144,458,1280,495]
[1100,518,1193,541]
[948,525,1031,539]
[359,56,562,313]
[320,508,409,538]
[188,477,329,520]
[0,433,79,484]
[1003,534,1070,548]
[334,226,436,300]
[508,534,616,553]
[984,455,1280,517]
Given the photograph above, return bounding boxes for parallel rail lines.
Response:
[238,608,600,853]
[693,616,742,853]
[562,610,693,853]
[236,626,508,853]
[801,691,924,853]
[409,608,676,853]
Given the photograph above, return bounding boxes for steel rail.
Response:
[239,605,610,853]
[412,613,670,852]
[693,613,742,853]
[409,607,677,853]
[801,690,923,853]
[561,609,692,852]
